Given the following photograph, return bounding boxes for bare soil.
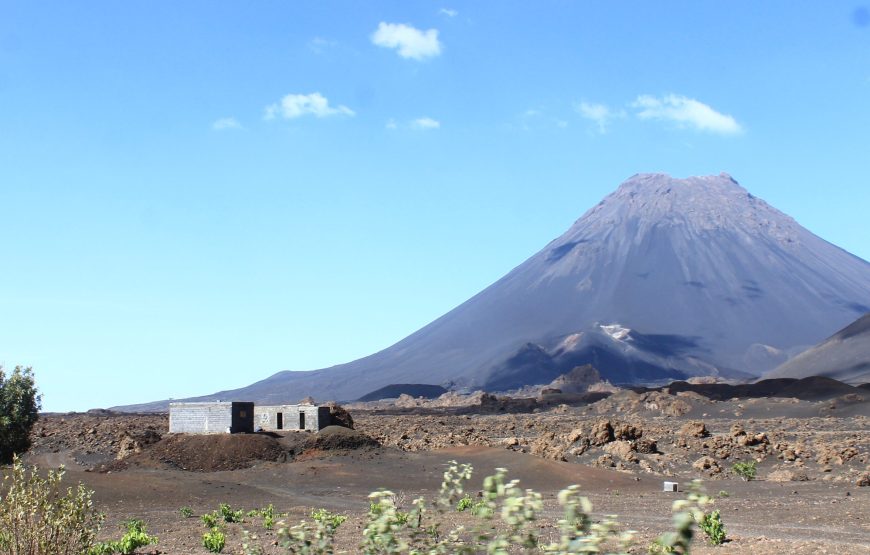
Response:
[20,391,870,554]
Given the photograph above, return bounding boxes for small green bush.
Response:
[717,490,730,498]
[219,503,244,523]
[201,512,220,528]
[698,509,727,546]
[90,519,158,555]
[732,461,757,481]
[469,499,489,516]
[202,527,226,553]
[0,366,41,463]
[311,508,347,530]
[456,493,473,512]
[179,506,194,518]
[0,456,104,554]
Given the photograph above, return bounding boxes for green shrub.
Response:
[179,506,194,518]
[0,455,104,555]
[256,504,276,529]
[697,509,727,546]
[219,503,244,523]
[0,366,41,463]
[201,512,220,528]
[311,508,347,531]
[731,461,757,481]
[202,527,226,553]
[717,490,729,498]
[90,519,158,555]
[456,493,473,512]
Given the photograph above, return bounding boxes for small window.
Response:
[239,410,247,418]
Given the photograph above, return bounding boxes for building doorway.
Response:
[276,413,283,430]
[299,412,306,430]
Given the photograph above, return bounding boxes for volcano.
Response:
[120,173,870,409]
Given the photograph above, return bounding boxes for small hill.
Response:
[765,314,870,385]
[634,376,863,401]
[358,384,447,402]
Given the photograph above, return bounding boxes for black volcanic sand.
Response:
[25,444,869,555]
[108,433,288,472]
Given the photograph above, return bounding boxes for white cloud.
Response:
[386,117,441,130]
[211,117,241,131]
[575,101,617,133]
[264,93,355,120]
[439,8,458,17]
[410,117,440,130]
[632,94,742,135]
[371,22,442,60]
[518,108,570,131]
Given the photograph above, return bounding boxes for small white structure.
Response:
[663,481,679,492]
[169,402,254,434]
[254,404,331,432]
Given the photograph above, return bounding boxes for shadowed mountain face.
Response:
[118,173,870,410]
[765,313,870,385]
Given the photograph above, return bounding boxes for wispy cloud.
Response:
[308,37,337,54]
[386,117,441,130]
[410,117,441,130]
[632,94,742,135]
[264,93,355,120]
[518,108,570,131]
[211,117,242,131]
[371,22,442,60]
[574,101,620,133]
[439,8,458,17]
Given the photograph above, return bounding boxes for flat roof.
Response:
[169,401,253,406]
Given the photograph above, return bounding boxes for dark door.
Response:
[299,412,306,430]
[276,413,283,430]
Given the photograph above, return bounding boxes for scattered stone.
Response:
[680,421,709,438]
[635,438,658,454]
[613,423,642,440]
[325,402,354,429]
[603,440,638,463]
[692,456,721,474]
[590,420,614,445]
[768,469,809,482]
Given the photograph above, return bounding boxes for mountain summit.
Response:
[121,173,870,408]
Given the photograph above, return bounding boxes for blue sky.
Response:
[2,2,869,411]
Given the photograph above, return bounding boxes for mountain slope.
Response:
[118,173,870,410]
[764,313,870,385]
